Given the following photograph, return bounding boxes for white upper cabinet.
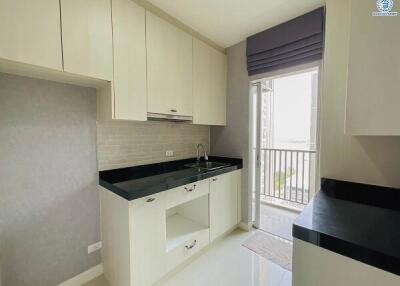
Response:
[346,0,400,135]
[0,0,62,70]
[60,0,113,81]
[193,38,227,126]
[146,11,193,117]
[111,0,147,121]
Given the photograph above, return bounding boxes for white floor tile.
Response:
[260,204,299,241]
[85,229,292,286]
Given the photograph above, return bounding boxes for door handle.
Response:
[185,240,197,250]
[146,198,156,202]
[184,184,196,192]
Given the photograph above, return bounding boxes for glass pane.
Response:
[268,70,318,151]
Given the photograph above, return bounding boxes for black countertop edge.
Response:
[321,178,400,210]
[99,156,242,183]
[293,225,400,276]
[99,156,243,201]
[293,178,400,276]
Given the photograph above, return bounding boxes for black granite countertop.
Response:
[293,178,400,276]
[99,156,242,201]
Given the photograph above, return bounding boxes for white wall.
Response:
[320,0,400,187]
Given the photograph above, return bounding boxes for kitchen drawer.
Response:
[131,191,165,208]
[166,228,209,273]
[166,179,209,208]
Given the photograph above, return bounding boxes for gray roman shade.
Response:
[246,7,325,76]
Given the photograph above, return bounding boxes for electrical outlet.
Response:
[88,241,102,254]
[166,150,174,157]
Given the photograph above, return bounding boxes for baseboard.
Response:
[239,221,253,232]
[58,264,103,286]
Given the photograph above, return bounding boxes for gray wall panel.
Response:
[0,73,100,286]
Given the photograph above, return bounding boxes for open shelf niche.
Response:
[166,194,209,252]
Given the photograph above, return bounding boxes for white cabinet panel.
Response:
[0,0,62,70]
[293,238,400,286]
[111,0,147,120]
[193,38,227,126]
[61,0,113,80]
[236,170,242,224]
[210,171,239,241]
[130,193,166,286]
[165,179,209,209]
[346,0,400,135]
[146,11,193,116]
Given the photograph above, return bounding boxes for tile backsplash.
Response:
[97,120,210,170]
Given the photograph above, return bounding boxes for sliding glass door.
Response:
[250,65,321,232]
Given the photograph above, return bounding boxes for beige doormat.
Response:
[242,231,292,271]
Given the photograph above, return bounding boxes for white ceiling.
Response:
[147,0,325,48]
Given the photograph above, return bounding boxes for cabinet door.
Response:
[346,0,400,135]
[193,38,227,125]
[60,0,113,80]
[210,172,238,241]
[112,0,147,121]
[0,0,62,70]
[146,11,193,116]
[293,238,400,286]
[131,193,166,286]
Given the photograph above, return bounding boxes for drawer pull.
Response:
[170,108,178,113]
[212,178,218,182]
[146,198,156,202]
[185,240,197,250]
[184,184,196,192]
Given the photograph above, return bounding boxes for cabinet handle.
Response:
[212,178,218,182]
[185,240,197,250]
[170,108,177,113]
[184,184,196,192]
[146,198,156,202]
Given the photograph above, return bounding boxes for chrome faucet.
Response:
[196,144,208,162]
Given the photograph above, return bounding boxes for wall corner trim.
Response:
[58,264,103,286]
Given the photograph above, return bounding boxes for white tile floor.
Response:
[259,204,300,241]
[85,229,291,286]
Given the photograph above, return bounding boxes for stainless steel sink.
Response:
[184,161,230,171]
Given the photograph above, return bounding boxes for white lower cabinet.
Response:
[100,189,166,286]
[130,193,166,286]
[209,171,239,241]
[100,170,241,286]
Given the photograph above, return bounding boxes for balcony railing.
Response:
[259,148,316,206]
